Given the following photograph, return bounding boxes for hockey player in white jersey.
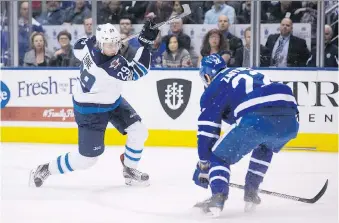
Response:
[29,21,159,187]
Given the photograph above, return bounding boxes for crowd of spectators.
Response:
[1,0,338,67]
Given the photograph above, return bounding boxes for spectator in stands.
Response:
[295,1,318,48]
[197,28,230,66]
[82,17,93,38]
[226,0,242,16]
[18,1,44,66]
[60,1,73,10]
[267,1,302,23]
[307,25,338,67]
[150,31,166,67]
[236,1,268,24]
[186,1,204,24]
[120,33,137,62]
[119,15,133,36]
[204,1,235,25]
[0,1,9,66]
[265,18,310,67]
[121,1,148,24]
[63,0,91,25]
[162,18,191,51]
[145,1,173,24]
[1,28,10,66]
[162,35,192,68]
[23,32,53,66]
[36,0,65,25]
[97,1,126,24]
[31,1,42,18]
[119,16,140,48]
[170,1,203,24]
[217,15,243,66]
[233,27,270,67]
[49,30,79,67]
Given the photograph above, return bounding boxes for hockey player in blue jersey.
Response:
[193,54,299,216]
[29,21,159,187]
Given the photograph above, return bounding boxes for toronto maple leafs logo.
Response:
[157,79,192,119]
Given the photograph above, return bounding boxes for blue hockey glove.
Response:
[192,160,210,189]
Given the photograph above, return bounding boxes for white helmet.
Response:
[96,23,121,51]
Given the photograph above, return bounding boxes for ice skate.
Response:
[120,154,150,186]
[29,164,51,187]
[244,187,261,212]
[193,193,227,217]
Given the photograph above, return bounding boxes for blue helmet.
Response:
[199,53,226,87]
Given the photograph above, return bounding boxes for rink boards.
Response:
[1,68,338,152]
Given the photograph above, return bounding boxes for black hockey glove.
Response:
[138,19,159,49]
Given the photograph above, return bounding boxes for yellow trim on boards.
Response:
[1,127,338,152]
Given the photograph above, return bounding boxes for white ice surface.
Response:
[0,143,338,223]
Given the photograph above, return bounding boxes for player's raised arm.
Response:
[126,19,160,81]
[103,20,159,82]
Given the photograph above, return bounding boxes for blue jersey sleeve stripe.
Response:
[248,169,265,177]
[234,93,296,118]
[133,71,140,80]
[132,63,144,78]
[134,60,148,74]
[209,166,230,175]
[198,131,220,139]
[250,157,270,167]
[197,121,221,128]
[198,125,220,135]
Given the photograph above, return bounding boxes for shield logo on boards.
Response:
[156,79,192,120]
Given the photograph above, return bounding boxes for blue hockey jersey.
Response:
[72,36,150,114]
[197,67,298,160]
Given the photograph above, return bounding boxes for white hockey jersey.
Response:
[72,36,150,114]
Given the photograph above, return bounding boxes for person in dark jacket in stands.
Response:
[233,27,270,67]
[265,18,310,67]
[49,30,79,67]
[217,15,243,66]
[36,0,65,25]
[162,18,191,51]
[63,0,91,25]
[307,24,338,67]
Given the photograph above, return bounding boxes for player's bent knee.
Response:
[70,152,99,170]
[126,121,148,144]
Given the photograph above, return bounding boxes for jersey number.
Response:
[80,66,96,93]
[117,66,131,81]
[231,70,270,94]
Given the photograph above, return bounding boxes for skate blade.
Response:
[125,178,150,187]
[244,202,257,213]
[209,207,221,217]
[191,206,221,218]
[28,170,35,187]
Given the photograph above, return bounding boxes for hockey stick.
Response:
[122,4,192,43]
[229,179,328,204]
